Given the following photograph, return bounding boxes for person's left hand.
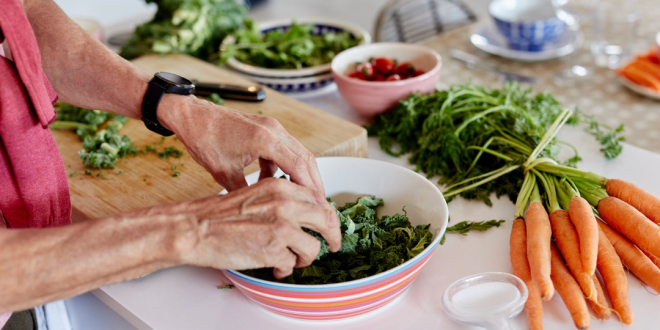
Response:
[157,95,327,203]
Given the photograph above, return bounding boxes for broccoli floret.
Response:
[78,129,137,169]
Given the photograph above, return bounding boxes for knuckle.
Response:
[252,126,274,141]
[262,116,281,128]
[259,176,279,188]
[324,208,338,228]
[272,219,292,236]
[305,150,316,163]
[292,155,307,172]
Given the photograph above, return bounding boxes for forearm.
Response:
[0,209,193,313]
[23,0,150,118]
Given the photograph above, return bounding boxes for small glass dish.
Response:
[442,272,528,330]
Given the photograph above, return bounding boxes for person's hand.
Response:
[158,95,326,203]
[162,178,341,279]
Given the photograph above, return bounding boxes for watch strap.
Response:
[141,77,175,136]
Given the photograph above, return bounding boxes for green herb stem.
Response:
[515,173,536,218]
[444,165,520,198]
[465,146,514,162]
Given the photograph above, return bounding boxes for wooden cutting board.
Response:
[52,54,367,221]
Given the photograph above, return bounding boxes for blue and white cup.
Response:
[489,0,566,52]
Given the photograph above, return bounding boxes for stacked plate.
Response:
[223,18,371,94]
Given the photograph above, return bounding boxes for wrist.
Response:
[156,93,195,134]
[147,207,201,266]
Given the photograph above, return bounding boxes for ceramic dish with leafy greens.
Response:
[220,17,370,79]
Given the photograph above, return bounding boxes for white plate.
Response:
[470,21,582,62]
[618,74,660,101]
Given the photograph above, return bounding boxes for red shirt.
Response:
[0,0,72,229]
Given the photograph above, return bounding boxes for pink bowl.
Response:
[331,43,442,117]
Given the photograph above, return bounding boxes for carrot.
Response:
[590,274,611,320]
[550,244,590,329]
[633,57,660,80]
[605,179,660,224]
[599,221,660,293]
[647,47,660,65]
[526,201,554,300]
[568,197,599,276]
[596,226,633,324]
[549,210,593,296]
[642,250,660,269]
[619,62,660,90]
[510,218,543,330]
[598,197,660,258]
[549,210,610,319]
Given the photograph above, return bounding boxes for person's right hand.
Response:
[163,177,341,279]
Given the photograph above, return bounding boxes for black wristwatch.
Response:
[141,72,195,136]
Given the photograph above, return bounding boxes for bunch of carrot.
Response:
[509,111,660,329]
[444,108,660,329]
[510,173,660,329]
[618,46,660,91]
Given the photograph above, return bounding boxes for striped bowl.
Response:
[221,157,449,320]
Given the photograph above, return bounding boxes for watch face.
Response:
[156,72,193,86]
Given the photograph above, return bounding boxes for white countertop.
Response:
[93,92,660,329]
[51,1,660,328]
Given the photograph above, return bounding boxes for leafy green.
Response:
[207,93,225,105]
[78,129,139,169]
[242,196,434,285]
[367,83,624,205]
[158,147,183,159]
[220,20,361,69]
[440,219,506,244]
[120,0,246,60]
[51,103,111,140]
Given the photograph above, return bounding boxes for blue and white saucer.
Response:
[470,22,583,62]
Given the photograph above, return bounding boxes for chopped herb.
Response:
[258,111,263,115]
[242,196,433,285]
[157,136,166,144]
[440,220,506,245]
[116,170,124,175]
[85,170,92,175]
[172,171,181,177]
[207,93,224,105]
[69,172,76,178]
[97,172,104,178]
[159,147,183,159]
